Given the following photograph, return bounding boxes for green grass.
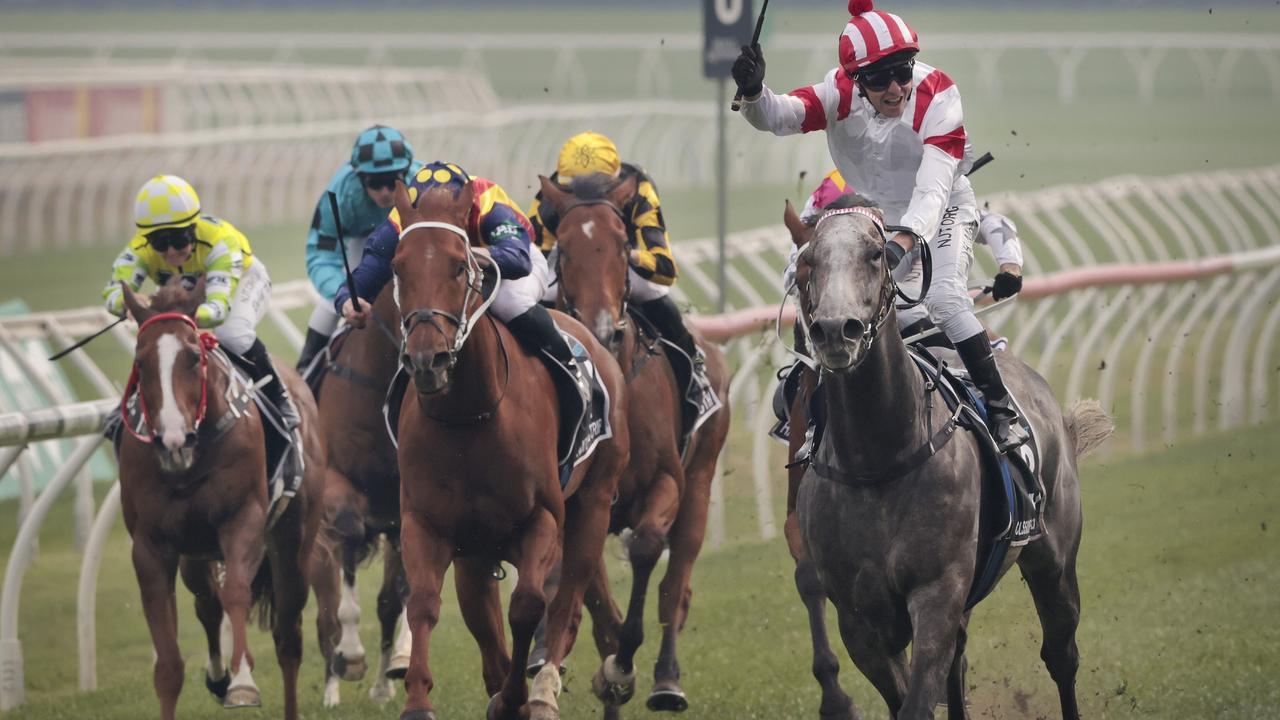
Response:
[1,419,1278,719]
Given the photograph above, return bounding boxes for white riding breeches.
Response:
[307,300,341,335]
[491,247,550,323]
[896,205,984,342]
[214,260,271,355]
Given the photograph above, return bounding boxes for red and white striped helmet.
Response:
[838,0,920,74]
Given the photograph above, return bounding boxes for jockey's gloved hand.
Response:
[884,239,908,270]
[732,43,765,98]
[991,271,1023,300]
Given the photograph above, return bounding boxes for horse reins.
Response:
[122,312,218,445]
[395,219,511,423]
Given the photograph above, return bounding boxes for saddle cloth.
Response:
[381,326,613,491]
[114,348,303,522]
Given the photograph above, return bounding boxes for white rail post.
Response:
[77,479,122,692]
[0,435,103,711]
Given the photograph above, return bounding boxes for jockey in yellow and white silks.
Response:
[103,175,301,434]
[732,0,1028,451]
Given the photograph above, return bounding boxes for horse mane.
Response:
[823,192,880,213]
[149,277,204,317]
[566,172,618,201]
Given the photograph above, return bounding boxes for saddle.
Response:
[303,315,399,396]
[772,348,1043,611]
[381,324,613,491]
[627,308,722,456]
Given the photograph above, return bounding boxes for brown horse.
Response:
[535,173,732,716]
[389,179,630,720]
[307,286,412,707]
[116,280,324,720]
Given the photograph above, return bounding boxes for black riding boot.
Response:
[638,295,706,407]
[506,304,587,390]
[955,333,1029,453]
[899,317,954,351]
[242,338,301,431]
[295,327,331,372]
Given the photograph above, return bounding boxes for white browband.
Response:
[399,220,469,242]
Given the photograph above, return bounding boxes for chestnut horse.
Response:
[117,280,323,720]
[307,286,413,706]
[389,179,630,720]
[536,173,732,715]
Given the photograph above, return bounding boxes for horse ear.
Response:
[606,173,638,210]
[393,179,416,222]
[120,281,154,324]
[538,175,570,211]
[784,199,812,248]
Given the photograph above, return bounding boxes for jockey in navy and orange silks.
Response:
[334,161,587,387]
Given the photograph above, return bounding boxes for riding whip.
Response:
[731,0,770,112]
[327,190,360,308]
[48,317,126,361]
[966,151,994,177]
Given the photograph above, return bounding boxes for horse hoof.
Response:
[385,652,411,680]
[486,693,503,720]
[590,655,636,707]
[819,694,860,720]
[204,672,230,701]
[399,710,438,720]
[369,680,396,703]
[222,685,262,708]
[646,684,689,713]
[530,698,560,720]
[333,652,368,681]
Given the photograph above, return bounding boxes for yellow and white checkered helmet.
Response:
[133,174,201,231]
[556,131,621,181]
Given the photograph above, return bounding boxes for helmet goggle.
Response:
[147,226,195,253]
[360,171,402,191]
[857,59,914,92]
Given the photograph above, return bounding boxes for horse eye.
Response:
[455,261,468,278]
[869,248,884,263]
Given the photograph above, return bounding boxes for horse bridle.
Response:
[395,220,502,372]
[554,198,631,327]
[122,312,217,445]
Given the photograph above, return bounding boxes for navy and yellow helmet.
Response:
[350,125,414,175]
[406,161,471,206]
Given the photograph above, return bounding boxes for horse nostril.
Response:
[809,321,827,346]
[184,432,197,448]
[430,352,452,371]
[611,327,625,346]
[843,318,865,341]
[400,353,413,370]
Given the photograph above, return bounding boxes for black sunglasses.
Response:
[857,61,915,92]
[360,172,400,191]
[147,227,194,252]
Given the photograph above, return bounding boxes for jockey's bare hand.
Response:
[342,297,372,328]
[628,249,642,267]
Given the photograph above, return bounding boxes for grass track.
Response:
[1,420,1277,719]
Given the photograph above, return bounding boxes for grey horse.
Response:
[792,198,1113,719]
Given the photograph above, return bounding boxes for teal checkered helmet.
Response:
[350,125,414,175]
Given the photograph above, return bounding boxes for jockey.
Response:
[297,124,423,371]
[528,131,708,403]
[334,161,587,389]
[793,170,1026,347]
[103,175,301,433]
[733,0,1028,451]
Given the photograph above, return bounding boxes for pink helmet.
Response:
[838,0,920,74]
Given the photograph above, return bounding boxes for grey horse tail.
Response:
[1065,399,1115,459]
